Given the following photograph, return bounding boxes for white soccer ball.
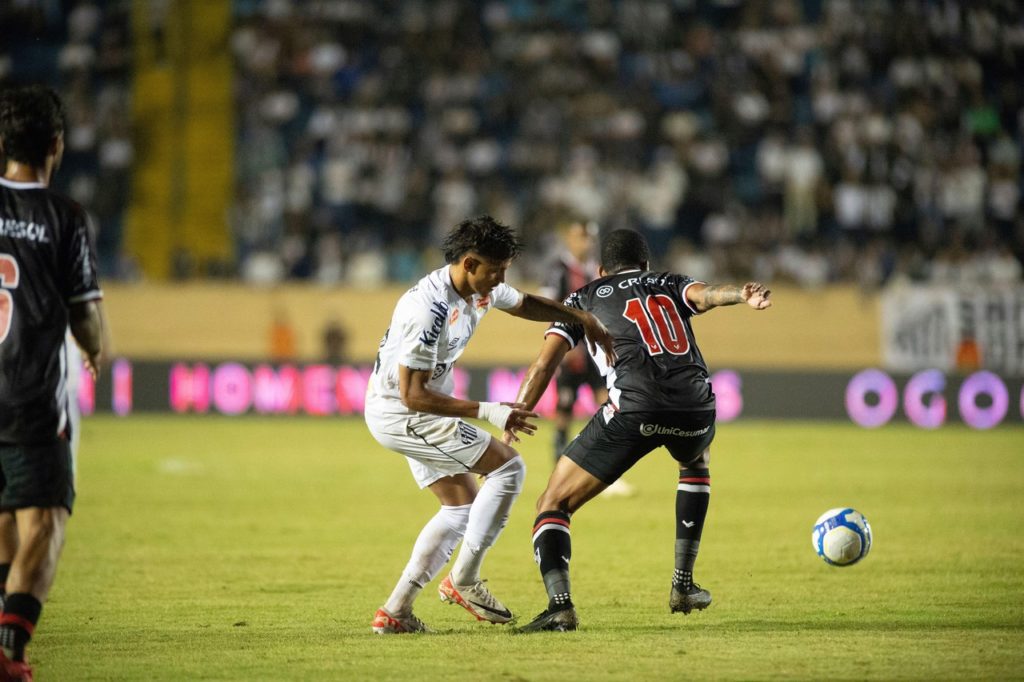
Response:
[812,507,872,566]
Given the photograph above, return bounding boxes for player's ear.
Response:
[598,266,608,277]
[462,255,479,274]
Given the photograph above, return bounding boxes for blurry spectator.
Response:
[268,307,297,361]
[321,317,349,365]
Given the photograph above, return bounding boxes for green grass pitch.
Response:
[34,416,1024,680]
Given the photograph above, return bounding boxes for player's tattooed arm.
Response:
[687,282,772,313]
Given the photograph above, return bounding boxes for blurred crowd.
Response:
[0,0,133,278]
[2,1,1022,289]
[232,0,1024,290]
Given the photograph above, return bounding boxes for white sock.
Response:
[451,456,526,586]
[384,503,471,615]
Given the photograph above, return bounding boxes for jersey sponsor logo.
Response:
[0,219,50,244]
[447,336,461,350]
[639,423,710,438]
[596,285,614,298]
[617,274,672,289]
[419,300,449,347]
[456,421,478,445]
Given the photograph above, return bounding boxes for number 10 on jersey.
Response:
[622,295,691,356]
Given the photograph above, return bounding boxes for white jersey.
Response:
[366,265,523,417]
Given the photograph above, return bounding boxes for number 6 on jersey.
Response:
[0,254,20,345]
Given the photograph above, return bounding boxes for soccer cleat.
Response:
[516,606,578,633]
[669,583,712,614]
[0,651,32,682]
[371,607,430,634]
[438,575,513,624]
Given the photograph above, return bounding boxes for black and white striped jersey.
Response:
[0,177,102,443]
[545,269,714,413]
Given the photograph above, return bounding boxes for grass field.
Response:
[32,416,1024,680]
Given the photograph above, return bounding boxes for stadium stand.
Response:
[3,1,1022,289]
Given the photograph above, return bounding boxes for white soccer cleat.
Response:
[371,607,430,634]
[438,575,514,624]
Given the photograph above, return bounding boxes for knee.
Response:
[441,503,472,534]
[491,455,526,493]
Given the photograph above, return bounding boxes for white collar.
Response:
[0,177,46,190]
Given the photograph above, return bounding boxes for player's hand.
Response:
[742,282,772,310]
[501,402,539,436]
[580,312,617,365]
[83,352,101,380]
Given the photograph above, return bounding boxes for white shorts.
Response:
[365,408,492,489]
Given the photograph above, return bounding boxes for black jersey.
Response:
[0,178,102,443]
[546,270,713,413]
[540,254,600,374]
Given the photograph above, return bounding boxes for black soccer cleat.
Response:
[670,583,712,614]
[516,606,579,633]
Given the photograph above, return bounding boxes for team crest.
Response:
[450,308,460,324]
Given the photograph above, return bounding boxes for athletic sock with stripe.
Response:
[532,511,573,611]
[674,469,711,589]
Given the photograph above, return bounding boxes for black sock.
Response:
[0,593,42,662]
[674,469,711,589]
[553,429,568,463]
[0,564,9,611]
[532,511,573,611]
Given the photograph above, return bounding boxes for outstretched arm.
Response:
[505,293,617,364]
[686,282,772,313]
[503,334,571,443]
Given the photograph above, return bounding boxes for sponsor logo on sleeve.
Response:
[596,285,614,298]
[419,300,449,347]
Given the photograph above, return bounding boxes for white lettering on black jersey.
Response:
[545,270,714,413]
[0,178,102,443]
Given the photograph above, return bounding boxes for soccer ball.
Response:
[812,507,872,566]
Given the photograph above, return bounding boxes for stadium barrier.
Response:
[79,360,1023,429]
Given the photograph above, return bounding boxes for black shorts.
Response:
[0,437,76,513]
[555,362,605,412]
[564,408,716,485]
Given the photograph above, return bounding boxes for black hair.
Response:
[0,85,65,167]
[601,229,650,273]
[441,215,524,264]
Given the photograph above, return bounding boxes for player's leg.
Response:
[0,438,74,670]
[366,413,486,634]
[518,457,606,633]
[521,410,648,632]
[375,473,477,633]
[552,370,577,465]
[440,437,526,624]
[664,412,716,614]
[0,511,13,610]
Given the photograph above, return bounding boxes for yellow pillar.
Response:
[125,0,233,279]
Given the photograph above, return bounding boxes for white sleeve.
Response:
[490,283,524,310]
[395,300,445,371]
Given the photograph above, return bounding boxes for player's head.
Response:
[442,215,523,264]
[443,215,523,296]
[560,218,598,262]
[600,229,650,275]
[0,85,66,170]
